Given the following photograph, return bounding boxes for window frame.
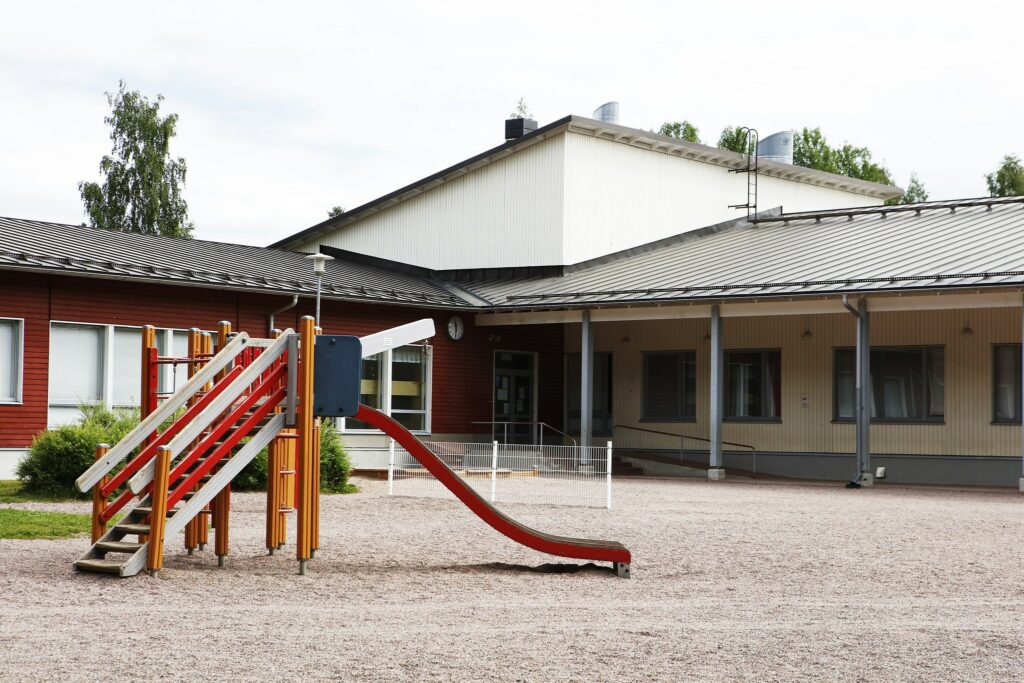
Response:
[641,350,697,423]
[0,317,25,405]
[340,344,433,435]
[724,348,782,423]
[832,345,945,424]
[992,343,1022,425]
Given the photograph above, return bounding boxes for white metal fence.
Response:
[387,441,613,509]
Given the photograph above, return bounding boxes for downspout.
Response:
[841,294,871,487]
[268,295,299,336]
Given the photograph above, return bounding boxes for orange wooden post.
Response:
[198,333,213,551]
[147,446,171,574]
[312,325,322,556]
[91,444,110,543]
[184,328,202,555]
[139,326,158,545]
[296,316,316,574]
[281,434,295,547]
[266,436,281,553]
[214,322,232,566]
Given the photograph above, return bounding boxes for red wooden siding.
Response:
[0,272,565,447]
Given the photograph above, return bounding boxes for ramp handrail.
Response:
[128,330,293,495]
[76,332,252,493]
[613,424,758,474]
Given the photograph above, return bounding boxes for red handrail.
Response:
[100,364,245,498]
[167,386,286,509]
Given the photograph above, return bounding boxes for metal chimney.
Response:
[593,101,620,124]
[757,130,795,164]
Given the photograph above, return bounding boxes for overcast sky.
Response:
[1,1,1019,246]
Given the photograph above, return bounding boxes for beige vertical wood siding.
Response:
[565,306,1021,457]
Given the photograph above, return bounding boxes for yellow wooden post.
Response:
[185,328,202,555]
[266,436,281,553]
[138,326,158,546]
[296,316,316,574]
[147,446,171,574]
[91,444,110,543]
[214,322,232,566]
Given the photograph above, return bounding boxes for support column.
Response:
[1020,296,1024,493]
[708,305,725,481]
[855,298,873,486]
[580,310,593,467]
[296,316,316,575]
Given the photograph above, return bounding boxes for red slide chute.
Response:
[355,405,632,577]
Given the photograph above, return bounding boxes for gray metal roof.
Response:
[0,217,469,308]
[462,197,1024,309]
[271,115,902,250]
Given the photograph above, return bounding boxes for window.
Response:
[834,346,944,422]
[642,351,696,421]
[726,350,781,420]
[566,352,613,435]
[48,322,211,426]
[0,318,23,403]
[993,345,1020,423]
[342,345,432,433]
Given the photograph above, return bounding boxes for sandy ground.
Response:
[1,476,1023,682]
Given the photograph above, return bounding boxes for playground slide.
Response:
[355,405,632,576]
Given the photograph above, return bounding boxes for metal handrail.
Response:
[472,421,577,448]
[76,332,252,492]
[613,424,758,475]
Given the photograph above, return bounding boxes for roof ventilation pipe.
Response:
[757,130,795,164]
[593,101,619,124]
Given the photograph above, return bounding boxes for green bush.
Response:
[233,419,354,493]
[17,405,140,498]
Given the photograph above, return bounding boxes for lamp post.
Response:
[305,253,334,327]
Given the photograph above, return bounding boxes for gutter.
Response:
[267,295,298,334]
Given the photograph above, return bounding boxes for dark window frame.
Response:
[992,343,1021,425]
[832,345,945,424]
[724,349,782,422]
[641,350,697,422]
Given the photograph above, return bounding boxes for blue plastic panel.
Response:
[312,335,363,417]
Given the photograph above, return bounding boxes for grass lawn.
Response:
[0,479,82,503]
[0,508,92,539]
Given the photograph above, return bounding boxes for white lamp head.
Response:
[305,252,335,275]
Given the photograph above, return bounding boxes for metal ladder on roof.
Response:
[74,331,293,577]
[728,127,759,219]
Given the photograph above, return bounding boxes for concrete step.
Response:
[95,540,143,554]
[75,558,125,574]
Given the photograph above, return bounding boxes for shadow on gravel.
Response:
[476,561,616,576]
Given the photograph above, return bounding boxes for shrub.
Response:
[233,419,354,493]
[17,405,140,498]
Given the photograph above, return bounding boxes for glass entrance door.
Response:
[493,351,536,444]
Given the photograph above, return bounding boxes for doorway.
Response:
[493,351,537,444]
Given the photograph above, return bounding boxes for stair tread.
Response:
[75,558,125,574]
[95,540,144,553]
[115,522,151,534]
[133,506,181,516]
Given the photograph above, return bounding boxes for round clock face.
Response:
[446,315,465,341]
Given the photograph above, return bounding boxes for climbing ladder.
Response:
[75,329,294,577]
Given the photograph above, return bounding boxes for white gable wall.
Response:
[561,133,882,264]
[296,135,567,270]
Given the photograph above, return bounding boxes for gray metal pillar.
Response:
[708,305,725,480]
[580,310,593,463]
[855,298,872,486]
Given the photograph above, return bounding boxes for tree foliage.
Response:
[985,155,1024,197]
[892,173,929,205]
[792,127,893,185]
[328,206,345,218]
[657,121,701,144]
[79,82,193,238]
[509,97,533,119]
[717,126,754,155]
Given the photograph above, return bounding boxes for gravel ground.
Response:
[1,476,1023,682]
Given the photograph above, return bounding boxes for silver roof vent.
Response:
[757,130,795,164]
[593,101,619,124]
